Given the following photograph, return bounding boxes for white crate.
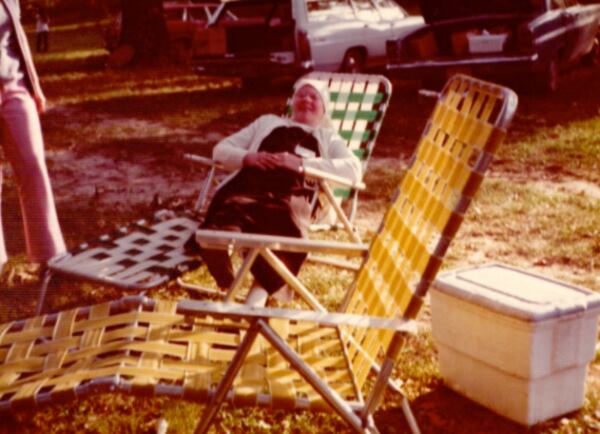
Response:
[431,264,600,426]
[467,33,508,53]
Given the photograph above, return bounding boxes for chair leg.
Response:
[224,248,259,302]
[193,320,261,434]
[361,332,421,434]
[258,319,366,433]
[364,414,381,434]
[35,269,54,316]
[319,180,361,243]
[402,395,421,434]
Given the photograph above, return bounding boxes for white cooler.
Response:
[431,263,600,426]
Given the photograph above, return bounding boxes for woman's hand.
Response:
[276,152,302,173]
[243,152,302,173]
[243,152,281,169]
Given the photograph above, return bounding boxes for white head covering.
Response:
[292,77,334,130]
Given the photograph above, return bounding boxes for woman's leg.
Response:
[247,198,309,295]
[1,82,65,263]
[42,32,49,52]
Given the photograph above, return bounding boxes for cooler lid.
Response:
[433,263,600,322]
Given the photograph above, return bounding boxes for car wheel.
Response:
[341,49,365,74]
[540,58,559,92]
[582,34,600,67]
[171,40,192,65]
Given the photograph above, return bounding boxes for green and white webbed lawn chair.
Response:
[186,71,393,242]
[0,75,517,433]
[36,72,392,314]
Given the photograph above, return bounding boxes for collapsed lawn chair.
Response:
[0,75,518,433]
[36,72,392,314]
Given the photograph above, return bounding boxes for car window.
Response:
[306,0,355,21]
[371,0,406,20]
[220,1,291,24]
[352,0,381,21]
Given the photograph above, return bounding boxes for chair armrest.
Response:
[15,295,414,339]
[185,154,364,191]
[176,298,416,332]
[302,166,366,190]
[195,229,368,256]
[184,153,225,170]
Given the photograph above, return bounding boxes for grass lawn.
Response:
[0,21,599,434]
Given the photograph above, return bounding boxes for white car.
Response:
[195,0,424,81]
[302,0,424,71]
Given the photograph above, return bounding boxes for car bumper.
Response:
[386,53,541,81]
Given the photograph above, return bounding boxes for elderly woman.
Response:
[190,78,361,306]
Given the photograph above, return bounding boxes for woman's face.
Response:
[291,84,325,127]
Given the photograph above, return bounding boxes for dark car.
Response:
[386,0,600,90]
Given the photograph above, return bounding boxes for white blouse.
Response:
[213,114,362,186]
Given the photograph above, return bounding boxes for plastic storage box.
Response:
[467,33,508,53]
[431,263,600,425]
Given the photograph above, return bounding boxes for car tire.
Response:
[171,39,192,65]
[341,49,365,74]
[582,34,600,67]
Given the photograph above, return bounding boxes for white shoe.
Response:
[245,287,269,307]
[271,285,294,303]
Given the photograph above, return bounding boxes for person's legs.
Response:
[42,32,49,52]
[246,198,308,295]
[1,82,65,264]
[197,244,236,290]
[196,195,258,291]
[196,219,241,290]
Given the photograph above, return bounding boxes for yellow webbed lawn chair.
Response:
[193,73,519,309]
[35,72,391,313]
[0,75,517,433]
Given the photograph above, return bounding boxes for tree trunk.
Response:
[117,0,169,65]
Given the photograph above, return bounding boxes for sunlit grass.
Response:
[41,68,238,106]
[498,117,600,182]
[446,178,600,291]
[35,48,107,62]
